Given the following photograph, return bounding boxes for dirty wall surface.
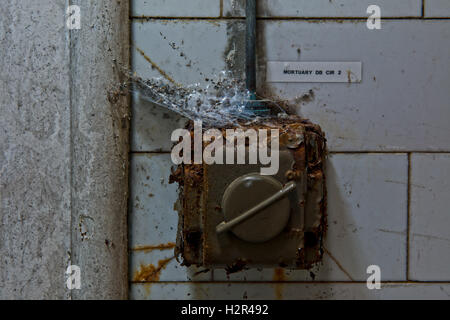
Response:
[129,0,450,299]
[0,1,129,299]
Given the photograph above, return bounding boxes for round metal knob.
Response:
[221,173,291,243]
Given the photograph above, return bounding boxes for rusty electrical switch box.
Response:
[171,116,327,271]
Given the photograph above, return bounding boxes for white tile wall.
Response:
[131,94,188,152]
[410,154,450,281]
[425,0,450,17]
[131,0,221,17]
[261,20,450,152]
[131,0,426,18]
[131,21,228,86]
[131,283,450,300]
[223,0,422,17]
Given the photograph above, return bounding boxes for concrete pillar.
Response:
[0,0,129,299]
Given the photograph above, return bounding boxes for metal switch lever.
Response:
[216,181,297,235]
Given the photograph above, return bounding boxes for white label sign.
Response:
[266,61,362,83]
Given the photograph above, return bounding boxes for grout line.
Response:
[422,0,425,18]
[130,16,450,21]
[130,280,450,284]
[219,0,223,18]
[407,153,412,281]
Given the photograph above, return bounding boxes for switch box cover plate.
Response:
[171,116,327,271]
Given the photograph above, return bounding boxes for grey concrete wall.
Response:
[0,0,129,299]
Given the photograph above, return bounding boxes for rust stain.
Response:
[273,268,285,300]
[323,246,354,281]
[132,242,176,253]
[173,119,327,268]
[133,256,175,282]
[225,258,247,275]
[347,69,352,83]
[134,46,179,85]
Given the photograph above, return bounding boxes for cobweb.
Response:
[120,70,287,128]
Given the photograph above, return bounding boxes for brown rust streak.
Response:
[273,268,286,300]
[132,242,176,252]
[133,256,175,282]
[134,46,179,85]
